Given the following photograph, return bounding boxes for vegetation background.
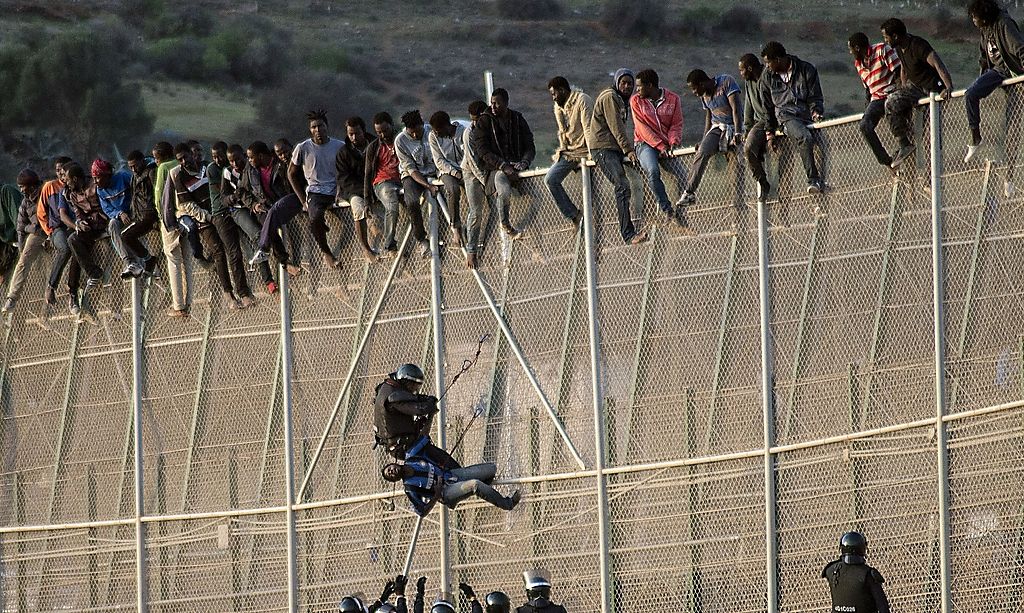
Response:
[0,0,1000,178]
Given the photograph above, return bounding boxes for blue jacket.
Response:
[402,437,457,517]
[96,170,133,218]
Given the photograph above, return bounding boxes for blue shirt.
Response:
[402,436,457,517]
[701,74,741,126]
[96,170,133,218]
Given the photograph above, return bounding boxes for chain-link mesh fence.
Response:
[2,79,1024,612]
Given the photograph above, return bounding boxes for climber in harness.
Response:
[373,363,459,468]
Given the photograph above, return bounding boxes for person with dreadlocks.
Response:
[251,109,347,270]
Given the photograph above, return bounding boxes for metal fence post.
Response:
[279,266,299,612]
[131,278,149,613]
[757,198,779,613]
[428,193,451,594]
[581,164,612,613]
[929,92,952,613]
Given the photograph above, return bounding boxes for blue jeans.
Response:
[965,68,1008,131]
[636,142,687,212]
[544,156,581,220]
[592,149,636,242]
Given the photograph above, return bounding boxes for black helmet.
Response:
[840,531,867,556]
[377,605,398,613]
[339,596,368,613]
[430,601,456,613]
[485,591,512,613]
[395,363,425,385]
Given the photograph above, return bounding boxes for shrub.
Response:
[494,0,562,20]
[715,7,761,37]
[600,0,670,40]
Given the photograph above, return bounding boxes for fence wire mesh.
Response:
[2,80,1024,612]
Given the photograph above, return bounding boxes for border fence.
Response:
[2,77,1024,613]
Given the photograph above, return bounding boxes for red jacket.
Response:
[631,87,684,152]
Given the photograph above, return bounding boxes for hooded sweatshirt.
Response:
[979,10,1024,76]
[631,87,684,152]
[587,68,634,154]
[552,87,594,161]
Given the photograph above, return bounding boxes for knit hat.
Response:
[613,68,634,87]
[90,158,112,177]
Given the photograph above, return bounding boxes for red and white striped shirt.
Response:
[854,42,901,100]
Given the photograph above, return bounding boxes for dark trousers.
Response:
[122,208,159,261]
[686,127,728,194]
[860,99,891,166]
[744,123,769,184]
[212,213,252,298]
[440,174,463,226]
[181,217,233,294]
[781,119,820,183]
[306,192,339,257]
[47,226,74,290]
[592,149,637,243]
[258,193,301,264]
[965,69,1008,131]
[68,227,106,281]
[230,207,274,284]
[401,177,430,241]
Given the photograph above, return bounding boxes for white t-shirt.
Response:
[291,137,344,195]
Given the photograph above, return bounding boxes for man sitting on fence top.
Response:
[849,32,902,171]
[739,54,774,206]
[544,76,593,227]
[678,68,743,208]
[631,67,689,229]
[373,363,458,468]
[881,18,954,169]
[759,41,826,195]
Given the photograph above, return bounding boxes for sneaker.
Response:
[806,180,823,195]
[44,286,56,306]
[756,179,771,206]
[501,223,522,239]
[965,130,982,162]
[120,262,144,279]
[890,144,915,169]
[676,191,696,206]
[674,208,696,235]
[266,281,279,295]
[964,144,980,163]
[238,294,255,309]
[248,249,270,267]
[1,297,14,314]
[1005,180,1016,198]
[466,252,478,270]
[628,229,649,245]
[69,294,81,317]
[85,276,102,289]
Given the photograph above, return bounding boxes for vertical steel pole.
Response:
[428,191,451,594]
[757,199,779,613]
[581,165,612,613]
[929,93,952,613]
[279,266,299,613]
[484,71,494,101]
[131,278,149,613]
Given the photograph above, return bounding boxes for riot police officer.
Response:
[373,363,458,467]
[516,569,567,613]
[338,595,368,613]
[459,581,512,613]
[822,531,891,613]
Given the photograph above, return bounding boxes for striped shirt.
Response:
[854,42,901,100]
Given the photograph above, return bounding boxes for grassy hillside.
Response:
[0,0,991,165]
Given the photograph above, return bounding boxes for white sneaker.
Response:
[248,249,270,266]
[1005,180,1016,198]
[964,144,979,163]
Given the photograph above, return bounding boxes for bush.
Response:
[494,0,562,20]
[145,36,207,80]
[600,0,670,40]
[715,7,761,37]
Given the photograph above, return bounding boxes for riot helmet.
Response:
[840,531,868,564]
[430,599,456,613]
[523,568,552,602]
[338,596,368,613]
[377,604,398,613]
[485,591,512,613]
[395,363,425,384]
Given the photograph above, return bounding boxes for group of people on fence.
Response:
[1,2,1020,328]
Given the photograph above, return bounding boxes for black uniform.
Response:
[515,599,567,613]
[822,558,890,613]
[373,377,459,467]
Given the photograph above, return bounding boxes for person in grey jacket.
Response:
[759,41,826,194]
[964,0,1024,187]
[462,101,490,269]
[428,111,467,248]
[586,68,647,244]
[395,110,436,258]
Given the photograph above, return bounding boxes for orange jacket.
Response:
[630,87,684,152]
[36,179,65,235]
